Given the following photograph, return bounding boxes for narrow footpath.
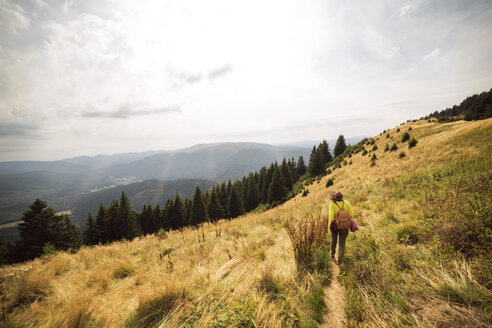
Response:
[321,263,347,328]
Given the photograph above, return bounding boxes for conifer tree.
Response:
[308,147,325,177]
[280,158,294,190]
[119,191,141,240]
[227,185,244,218]
[139,204,156,235]
[184,197,192,225]
[219,183,229,216]
[244,175,260,212]
[319,139,333,163]
[297,156,306,176]
[191,186,207,225]
[94,204,106,244]
[207,189,224,222]
[334,135,347,157]
[105,200,119,242]
[153,204,162,229]
[17,199,81,260]
[269,166,288,204]
[162,199,173,230]
[83,213,97,245]
[169,194,186,229]
[262,163,275,203]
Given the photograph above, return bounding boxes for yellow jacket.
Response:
[328,200,354,233]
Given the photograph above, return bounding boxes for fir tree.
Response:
[83,213,97,245]
[119,191,141,240]
[105,200,119,242]
[244,175,260,212]
[227,185,244,218]
[334,135,347,157]
[297,156,307,176]
[190,186,207,225]
[139,204,156,235]
[308,147,325,177]
[280,158,294,190]
[207,189,224,222]
[94,205,106,244]
[268,166,288,204]
[319,139,333,163]
[169,194,186,229]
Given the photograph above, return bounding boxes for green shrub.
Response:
[390,143,398,152]
[397,128,400,132]
[112,264,136,279]
[401,132,410,142]
[384,144,389,152]
[302,189,309,197]
[371,154,377,161]
[305,280,326,323]
[398,152,406,159]
[396,224,420,245]
[386,134,390,139]
[212,299,256,328]
[343,160,347,166]
[409,138,418,148]
[362,149,368,156]
[325,179,333,187]
[408,127,412,131]
[326,169,332,175]
[372,145,378,151]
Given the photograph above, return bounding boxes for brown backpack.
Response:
[335,201,352,230]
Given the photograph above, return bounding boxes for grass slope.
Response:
[0,119,490,328]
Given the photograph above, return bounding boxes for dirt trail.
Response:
[321,263,347,328]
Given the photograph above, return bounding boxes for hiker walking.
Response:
[328,191,355,265]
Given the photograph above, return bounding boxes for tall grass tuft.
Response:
[284,215,329,271]
[125,289,185,328]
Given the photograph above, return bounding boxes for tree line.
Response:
[423,88,492,122]
[0,137,349,265]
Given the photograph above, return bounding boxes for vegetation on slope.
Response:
[0,117,490,327]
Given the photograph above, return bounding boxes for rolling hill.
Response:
[0,118,489,327]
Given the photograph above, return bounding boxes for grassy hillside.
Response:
[0,119,490,327]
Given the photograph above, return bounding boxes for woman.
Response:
[328,190,354,265]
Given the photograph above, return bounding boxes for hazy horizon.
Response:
[1,0,492,161]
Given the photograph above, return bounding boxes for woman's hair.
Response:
[329,190,344,202]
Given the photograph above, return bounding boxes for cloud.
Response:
[422,48,441,60]
[0,121,40,138]
[82,103,181,119]
[169,64,233,87]
[207,65,233,80]
[0,0,31,31]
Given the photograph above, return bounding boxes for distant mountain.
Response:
[91,142,311,181]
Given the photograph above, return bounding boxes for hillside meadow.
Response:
[0,118,491,327]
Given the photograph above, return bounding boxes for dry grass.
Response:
[0,118,490,327]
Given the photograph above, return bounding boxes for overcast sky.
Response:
[1,0,491,161]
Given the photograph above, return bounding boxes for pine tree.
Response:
[334,135,347,157]
[169,194,186,229]
[280,158,293,190]
[17,199,54,260]
[268,166,288,204]
[57,215,82,251]
[119,191,141,240]
[207,189,224,222]
[94,205,106,244]
[17,199,81,260]
[262,163,275,203]
[297,156,306,176]
[244,175,260,212]
[227,185,244,218]
[308,147,325,177]
[83,213,97,245]
[105,200,119,242]
[191,186,207,226]
[139,204,156,235]
[319,139,333,163]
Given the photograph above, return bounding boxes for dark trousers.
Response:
[331,228,349,260]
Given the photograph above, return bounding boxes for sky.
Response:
[1,0,492,161]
